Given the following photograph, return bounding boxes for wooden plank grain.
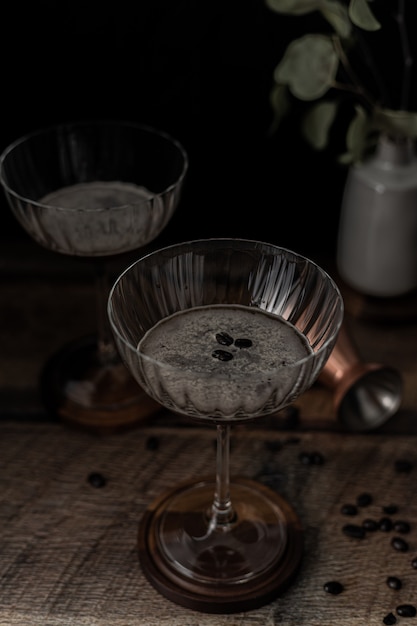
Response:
[0,423,416,625]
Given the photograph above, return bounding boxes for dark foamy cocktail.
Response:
[40,181,161,256]
[138,304,312,420]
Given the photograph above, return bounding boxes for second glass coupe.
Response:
[0,120,188,432]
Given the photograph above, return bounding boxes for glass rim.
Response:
[108,237,344,373]
[0,119,189,211]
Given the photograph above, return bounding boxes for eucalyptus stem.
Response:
[395,0,413,110]
[332,35,376,110]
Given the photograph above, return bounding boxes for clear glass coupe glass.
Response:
[108,238,344,613]
[0,120,188,432]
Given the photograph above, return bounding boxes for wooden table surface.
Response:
[1,240,417,624]
[1,423,417,626]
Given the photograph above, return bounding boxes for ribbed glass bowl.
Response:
[0,120,188,256]
[108,238,344,423]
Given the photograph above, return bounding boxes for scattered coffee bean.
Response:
[341,503,358,516]
[362,518,378,532]
[87,472,107,488]
[394,459,413,473]
[323,580,344,595]
[298,451,311,465]
[411,557,417,569]
[342,523,366,539]
[383,613,397,625]
[298,450,325,465]
[386,576,402,590]
[391,536,409,552]
[146,436,159,451]
[396,604,417,618]
[393,520,410,534]
[379,517,394,532]
[215,332,234,346]
[234,338,253,349]
[212,349,233,361]
[383,504,399,515]
[356,492,372,507]
[310,451,325,465]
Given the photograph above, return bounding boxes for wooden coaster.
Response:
[138,476,303,613]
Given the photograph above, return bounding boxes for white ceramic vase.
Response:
[336,134,417,298]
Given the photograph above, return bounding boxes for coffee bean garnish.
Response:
[341,503,358,516]
[394,520,410,534]
[395,459,413,473]
[396,604,417,617]
[411,557,417,569]
[212,349,233,361]
[357,492,372,507]
[391,536,409,552]
[146,436,160,451]
[383,613,397,625]
[362,518,378,532]
[342,523,366,539]
[215,332,234,346]
[234,338,253,349]
[379,517,394,532]
[323,580,344,595]
[87,472,107,488]
[386,576,402,590]
[215,332,252,350]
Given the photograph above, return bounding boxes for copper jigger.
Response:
[319,324,403,431]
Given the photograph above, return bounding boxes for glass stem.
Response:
[210,423,235,528]
[95,261,118,366]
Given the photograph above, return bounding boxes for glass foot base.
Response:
[138,476,303,613]
[40,334,162,434]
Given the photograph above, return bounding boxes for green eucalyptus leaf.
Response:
[266,0,352,38]
[321,1,352,39]
[301,99,339,149]
[269,83,292,133]
[274,34,338,100]
[266,0,413,164]
[349,0,381,31]
[265,0,321,16]
[339,105,372,163]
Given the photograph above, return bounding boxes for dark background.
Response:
[0,0,347,263]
